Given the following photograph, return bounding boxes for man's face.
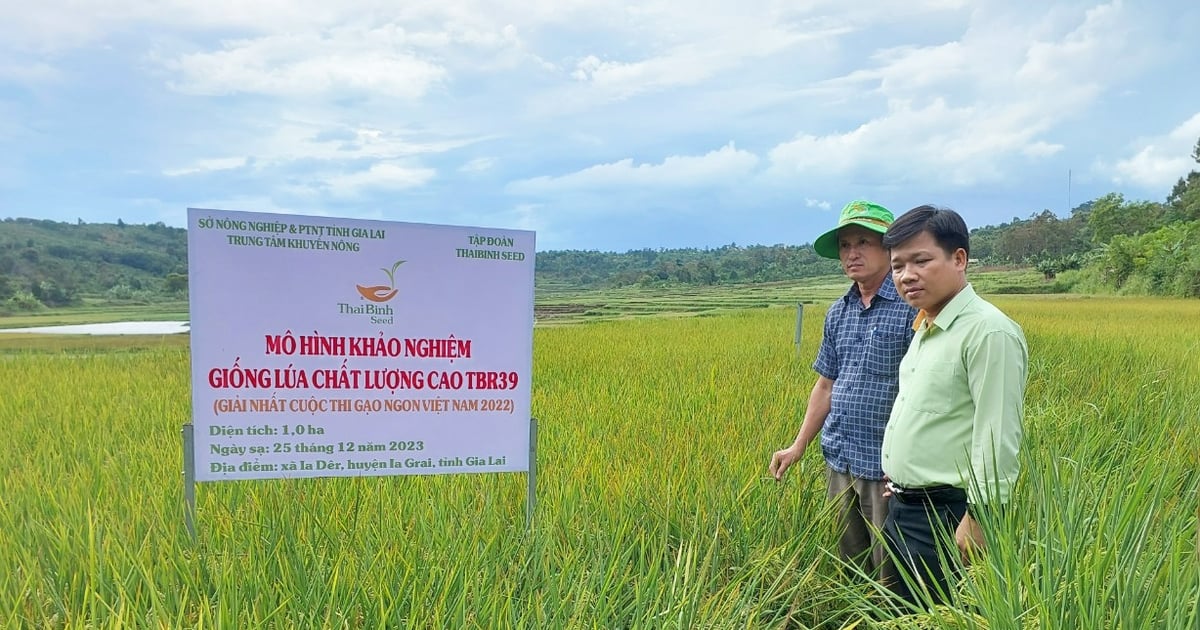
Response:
[889,229,967,314]
[837,225,889,284]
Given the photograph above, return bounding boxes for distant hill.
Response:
[0,217,843,312]
[0,218,187,311]
[4,184,1200,313]
[535,244,842,288]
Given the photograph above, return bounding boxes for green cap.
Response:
[812,200,895,259]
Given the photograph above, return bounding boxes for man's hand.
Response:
[768,445,805,481]
[955,511,987,564]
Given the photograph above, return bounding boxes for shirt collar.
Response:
[913,283,976,332]
[844,274,900,305]
[877,274,901,302]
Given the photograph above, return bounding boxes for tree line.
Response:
[0,218,187,312]
[2,138,1199,312]
[535,244,841,288]
[970,138,1200,296]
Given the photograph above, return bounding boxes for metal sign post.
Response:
[794,303,804,348]
[182,423,196,541]
[526,417,538,532]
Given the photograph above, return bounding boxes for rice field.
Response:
[0,295,1197,628]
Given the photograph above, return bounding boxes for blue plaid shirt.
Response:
[812,274,916,479]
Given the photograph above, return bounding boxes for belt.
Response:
[886,482,966,505]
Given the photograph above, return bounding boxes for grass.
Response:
[0,267,1050,330]
[0,300,188,329]
[0,294,1196,628]
[0,333,188,353]
[533,268,1059,325]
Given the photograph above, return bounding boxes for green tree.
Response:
[30,280,75,307]
[1165,137,1200,224]
[1087,193,1164,244]
[1096,235,1138,288]
[165,272,188,294]
[1034,257,1058,280]
[991,210,1089,262]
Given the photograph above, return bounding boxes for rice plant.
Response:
[0,296,1196,628]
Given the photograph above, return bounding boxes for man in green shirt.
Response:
[879,205,1029,606]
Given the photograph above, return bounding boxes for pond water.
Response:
[0,321,190,335]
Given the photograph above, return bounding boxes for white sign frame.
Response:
[186,208,535,483]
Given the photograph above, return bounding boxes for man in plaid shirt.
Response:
[770,200,917,577]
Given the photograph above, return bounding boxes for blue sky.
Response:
[1,0,1198,251]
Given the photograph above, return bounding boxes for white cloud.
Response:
[281,122,482,161]
[769,1,1149,187]
[507,142,759,194]
[317,162,437,198]
[161,119,478,181]
[551,16,849,109]
[0,1,552,107]
[163,156,249,177]
[566,36,758,98]
[186,194,302,219]
[165,29,447,98]
[459,157,495,173]
[1110,111,1200,188]
[2,0,1196,250]
[1024,141,1064,158]
[511,202,542,232]
[0,58,59,83]
[769,98,1036,186]
[0,2,315,54]
[829,40,971,98]
[1016,1,1133,86]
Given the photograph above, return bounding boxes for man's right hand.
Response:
[768,445,804,481]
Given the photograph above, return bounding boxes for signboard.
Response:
[186,208,535,482]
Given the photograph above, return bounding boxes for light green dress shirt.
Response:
[881,284,1028,505]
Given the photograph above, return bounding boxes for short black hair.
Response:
[882,205,970,258]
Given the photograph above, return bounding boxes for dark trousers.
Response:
[881,487,967,607]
